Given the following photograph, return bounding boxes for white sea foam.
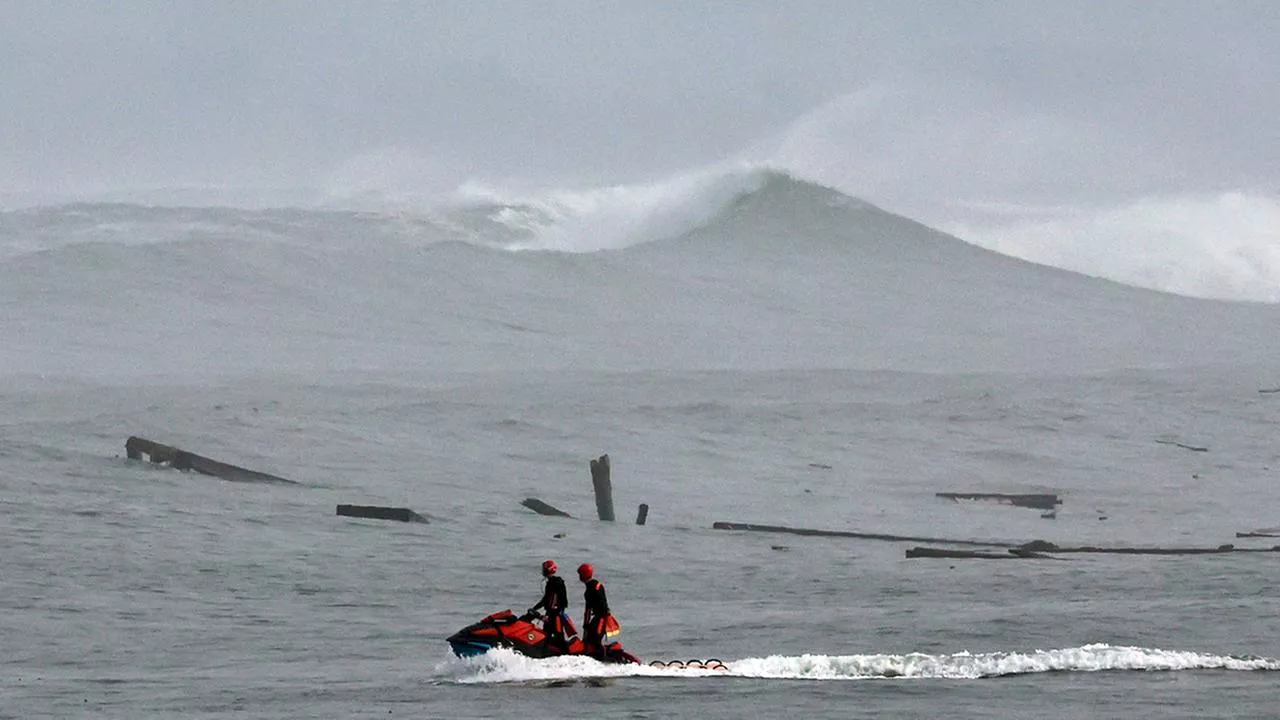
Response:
[448,644,1280,684]
[945,193,1280,303]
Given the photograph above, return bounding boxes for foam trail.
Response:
[444,644,1280,684]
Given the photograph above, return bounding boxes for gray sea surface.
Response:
[5,366,1280,719]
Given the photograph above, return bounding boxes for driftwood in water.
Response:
[1258,388,1280,394]
[125,436,295,484]
[906,546,1059,560]
[1016,540,1278,555]
[711,521,1011,548]
[590,454,615,522]
[936,492,1061,510]
[1155,439,1209,452]
[636,503,649,526]
[336,504,427,523]
[522,498,572,518]
[1236,529,1280,538]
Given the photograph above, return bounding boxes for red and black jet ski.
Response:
[447,610,640,664]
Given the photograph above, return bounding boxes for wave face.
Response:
[446,644,1280,683]
[3,171,1278,380]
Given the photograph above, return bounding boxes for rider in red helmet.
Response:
[529,560,573,652]
[577,563,611,659]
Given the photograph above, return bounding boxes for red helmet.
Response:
[577,563,594,581]
[541,560,557,576]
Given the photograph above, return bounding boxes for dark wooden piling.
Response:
[336,505,427,523]
[936,492,1061,510]
[590,454,615,522]
[125,436,295,484]
[522,498,572,518]
[636,503,649,525]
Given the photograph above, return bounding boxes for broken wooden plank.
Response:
[711,521,1011,547]
[1155,439,1209,452]
[336,505,427,523]
[936,492,1061,510]
[1015,540,1276,555]
[522,498,572,518]
[905,546,1059,560]
[125,436,295,484]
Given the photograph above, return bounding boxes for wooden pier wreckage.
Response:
[125,436,296,484]
[522,453,651,525]
[126,437,430,524]
[935,492,1062,511]
[1236,527,1280,539]
[712,521,1280,559]
[336,504,428,523]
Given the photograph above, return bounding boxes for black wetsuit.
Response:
[582,578,610,657]
[532,575,569,649]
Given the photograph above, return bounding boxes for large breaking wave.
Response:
[443,644,1280,684]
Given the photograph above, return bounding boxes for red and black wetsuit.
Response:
[582,578,610,657]
[532,575,570,649]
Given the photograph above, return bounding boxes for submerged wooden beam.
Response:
[1016,540,1278,555]
[522,498,572,518]
[336,505,427,523]
[590,454,615,522]
[936,492,1061,510]
[712,521,1011,547]
[125,436,295,484]
[1155,439,1209,452]
[906,547,1059,560]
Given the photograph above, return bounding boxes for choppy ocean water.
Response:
[5,366,1280,719]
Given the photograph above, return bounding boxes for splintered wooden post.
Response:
[590,454,615,522]
[636,503,649,526]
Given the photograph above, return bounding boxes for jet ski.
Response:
[448,609,640,664]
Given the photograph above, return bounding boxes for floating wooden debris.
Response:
[522,498,572,518]
[125,436,295,485]
[1155,439,1209,452]
[711,521,1010,547]
[335,505,427,523]
[1235,528,1280,539]
[590,454,615,522]
[1014,540,1278,555]
[635,503,649,526]
[936,492,1061,511]
[906,547,1060,560]
[808,463,832,470]
[1258,388,1280,394]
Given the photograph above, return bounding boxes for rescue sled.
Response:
[447,609,640,664]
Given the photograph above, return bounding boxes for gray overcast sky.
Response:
[2,1,1278,215]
